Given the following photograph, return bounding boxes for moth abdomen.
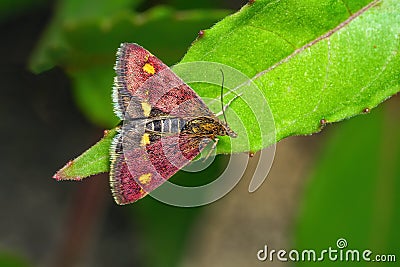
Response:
[145,117,186,134]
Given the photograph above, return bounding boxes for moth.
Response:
[110,43,237,205]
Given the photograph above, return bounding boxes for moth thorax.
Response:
[184,117,230,137]
[145,117,186,134]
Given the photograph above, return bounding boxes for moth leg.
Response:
[202,138,219,162]
[215,93,242,117]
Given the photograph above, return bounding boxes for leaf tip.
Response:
[52,172,62,181]
[53,170,69,181]
[53,160,82,181]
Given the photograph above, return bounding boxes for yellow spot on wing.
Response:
[140,133,150,146]
[141,102,151,117]
[139,173,152,185]
[143,63,155,74]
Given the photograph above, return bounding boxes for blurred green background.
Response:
[0,0,398,266]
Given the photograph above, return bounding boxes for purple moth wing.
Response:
[113,43,167,119]
[110,125,209,205]
[109,131,147,204]
[110,43,216,204]
[113,43,214,119]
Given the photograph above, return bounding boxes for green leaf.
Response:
[53,128,117,180]
[294,99,400,266]
[69,67,120,127]
[182,0,400,153]
[53,0,400,180]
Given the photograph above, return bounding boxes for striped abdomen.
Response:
[145,117,186,134]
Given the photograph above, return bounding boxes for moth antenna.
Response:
[220,69,228,125]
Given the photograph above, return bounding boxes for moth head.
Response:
[185,117,236,138]
[207,117,237,138]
